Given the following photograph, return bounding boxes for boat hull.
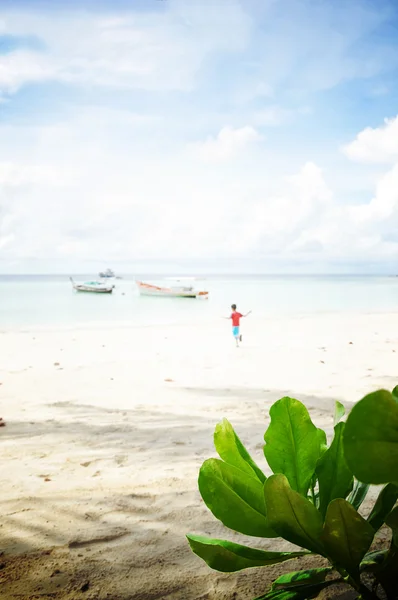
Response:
[70,277,114,293]
[74,286,113,293]
[136,281,208,299]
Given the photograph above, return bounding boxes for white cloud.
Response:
[286,159,398,261]
[0,162,61,186]
[0,50,55,94]
[0,233,15,251]
[342,116,398,164]
[192,126,262,162]
[2,107,398,271]
[287,162,332,206]
[349,163,398,224]
[0,161,63,258]
[233,162,333,256]
[0,2,251,95]
[0,0,394,102]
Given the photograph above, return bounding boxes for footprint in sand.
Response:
[114,454,128,466]
[128,493,154,511]
[68,529,129,548]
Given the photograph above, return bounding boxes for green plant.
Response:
[187,391,398,599]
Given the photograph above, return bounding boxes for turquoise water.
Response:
[0,275,398,328]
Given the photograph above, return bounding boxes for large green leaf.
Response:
[392,386,398,401]
[272,567,332,589]
[360,550,388,572]
[255,591,301,600]
[254,581,336,600]
[316,422,353,517]
[321,499,374,573]
[186,535,308,572]
[344,390,398,484]
[264,474,325,555]
[198,458,276,537]
[264,397,323,496]
[214,418,266,483]
[368,483,398,532]
[347,480,370,510]
[334,401,345,426]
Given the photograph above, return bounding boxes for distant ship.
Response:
[98,268,115,278]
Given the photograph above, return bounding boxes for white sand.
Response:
[0,312,397,599]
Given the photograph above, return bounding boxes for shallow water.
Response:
[0,274,397,328]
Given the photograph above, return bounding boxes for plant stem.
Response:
[311,480,316,506]
[333,565,380,600]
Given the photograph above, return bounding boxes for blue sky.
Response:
[0,0,398,273]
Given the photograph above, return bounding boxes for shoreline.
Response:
[2,306,398,333]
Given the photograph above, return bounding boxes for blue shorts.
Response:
[232,326,240,338]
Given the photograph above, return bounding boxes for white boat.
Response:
[70,277,114,294]
[99,268,115,278]
[136,280,209,299]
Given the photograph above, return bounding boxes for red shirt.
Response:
[231,312,243,326]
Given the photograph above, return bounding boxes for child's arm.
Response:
[243,310,252,317]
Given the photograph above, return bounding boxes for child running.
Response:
[225,304,252,347]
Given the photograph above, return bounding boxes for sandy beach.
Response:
[1,312,397,599]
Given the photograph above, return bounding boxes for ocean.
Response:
[1,274,398,329]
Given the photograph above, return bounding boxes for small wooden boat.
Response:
[70,277,114,293]
[136,280,209,299]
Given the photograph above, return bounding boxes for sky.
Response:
[1,0,398,274]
